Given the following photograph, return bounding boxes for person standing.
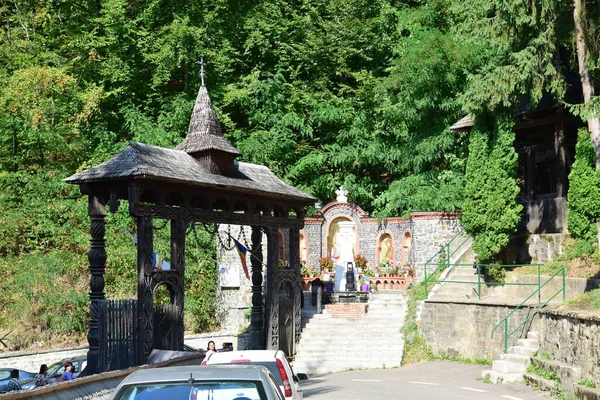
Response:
[6,369,21,392]
[35,364,49,387]
[206,341,217,356]
[61,362,74,381]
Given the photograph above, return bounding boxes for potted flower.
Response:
[359,275,369,292]
[318,257,334,273]
[354,254,368,273]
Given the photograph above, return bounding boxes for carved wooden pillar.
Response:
[264,225,280,350]
[249,226,265,349]
[288,227,302,354]
[85,195,107,375]
[171,219,187,350]
[137,216,154,361]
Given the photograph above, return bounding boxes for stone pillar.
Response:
[85,195,107,376]
[137,216,154,361]
[249,226,265,349]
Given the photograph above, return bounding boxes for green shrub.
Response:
[567,129,600,243]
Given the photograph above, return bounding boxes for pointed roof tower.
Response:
[176,58,241,176]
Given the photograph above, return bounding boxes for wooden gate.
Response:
[153,303,178,350]
[98,299,140,371]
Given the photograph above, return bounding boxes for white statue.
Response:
[335,186,348,203]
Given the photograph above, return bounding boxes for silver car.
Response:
[109,364,285,400]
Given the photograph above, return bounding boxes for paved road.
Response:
[299,361,549,400]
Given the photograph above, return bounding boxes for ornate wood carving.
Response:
[288,228,302,353]
[264,226,280,349]
[131,203,305,229]
[137,216,154,360]
[249,226,265,350]
[85,195,107,376]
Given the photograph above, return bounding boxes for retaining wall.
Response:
[420,299,538,360]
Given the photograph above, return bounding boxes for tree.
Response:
[461,112,522,262]
[566,128,600,243]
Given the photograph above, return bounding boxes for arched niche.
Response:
[401,230,413,266]
[325,216,357,265]
[377,232,394,266]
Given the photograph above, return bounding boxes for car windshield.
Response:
[113,380,265,400]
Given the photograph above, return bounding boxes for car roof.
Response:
[121,364,272,385]
[205,350,282,363]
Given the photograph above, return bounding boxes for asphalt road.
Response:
[299,361,550,400]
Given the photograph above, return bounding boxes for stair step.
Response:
[508,346,538,357]
[492,360,527,374]
[481,369,524,384]
[500,353,531,365]
[518,338,539,348]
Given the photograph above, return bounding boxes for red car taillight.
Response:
[276,358,292,398]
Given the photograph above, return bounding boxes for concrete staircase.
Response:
[292,292,407,375]
[428,236,479,300]
[481,331,539,384]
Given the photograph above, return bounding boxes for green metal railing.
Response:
[491,267,566,353]
[423,230,471,297]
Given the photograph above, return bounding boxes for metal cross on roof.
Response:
[198,57,206,87]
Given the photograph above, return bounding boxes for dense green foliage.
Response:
[1,0,599,349]
[567,129,600,242]
[461,113,522,262]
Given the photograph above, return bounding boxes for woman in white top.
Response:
[35,364,49,387]
[206,340,217,355]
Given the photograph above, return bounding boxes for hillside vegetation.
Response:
[2,0,600,351]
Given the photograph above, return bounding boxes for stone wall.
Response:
[420,300,538,360]
[0,347,88,373]
[411,213,462,280]
[539,309,600,385]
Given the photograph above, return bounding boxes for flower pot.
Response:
[361,283,369,292]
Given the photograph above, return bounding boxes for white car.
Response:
[109,364,285,400]
[202,350,307,400]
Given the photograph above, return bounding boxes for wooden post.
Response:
[249,226,265,349]
[85,195,107,375]
[171,219,187,350]
[137,216,154,361]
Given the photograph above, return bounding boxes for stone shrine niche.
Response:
[327,217,357,268]
[401,231,413,266]
[378,233,394,265]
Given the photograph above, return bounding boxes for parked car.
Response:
[109,364,285,400]
[202,350,307,400]
[20,356,87,390]
[0,368,36,393]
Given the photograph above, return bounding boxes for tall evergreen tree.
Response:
[461,112,522,262]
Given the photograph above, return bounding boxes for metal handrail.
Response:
[423,230,471,296]
[491,267,566,353]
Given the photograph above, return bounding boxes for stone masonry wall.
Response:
[0,347,88,373]
[539,309,600,384]
[420,300,538,360]
[411,214,462,281]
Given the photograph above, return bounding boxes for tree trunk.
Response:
[573,0,600,250]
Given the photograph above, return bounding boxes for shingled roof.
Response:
[65,141,315,202]
[175,85,241,156]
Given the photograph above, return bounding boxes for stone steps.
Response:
[481,331,539,384]
[294,292,407,375]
